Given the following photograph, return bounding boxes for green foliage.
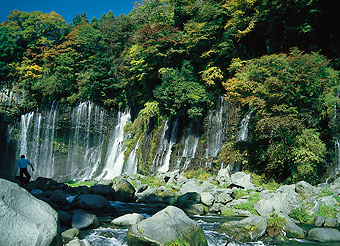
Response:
[183,168,212,181]
[317,205,338,218]
[224,49,339,184]
[65,180,96,187]
[267,212,287,229]
[154,61,210,118]
[289,207,315,224]
[222,208,236,217]
[216,142,246,170]
[233,192,260,215]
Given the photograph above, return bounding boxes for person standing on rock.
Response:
[14,155,34,186]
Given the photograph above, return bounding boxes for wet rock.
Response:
[295,181,321,199]
[220,215,268,242]
[254,185,300,216]
[314,216,325,227]
[111,213,144,227]
[71,194,115,213]
[62,228,79,244]
[89,184,116,201]
[201,192,215,206]
[50,190,69,207]
[0,178,62,246]
[127,206,207,246]
[71,209,99,230]
[114,178,136,202]
[307,228,340,242]
[58,210,72,228]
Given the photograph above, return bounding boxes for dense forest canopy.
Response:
[1,0,340,184]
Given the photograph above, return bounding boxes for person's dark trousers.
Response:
[20,167,31,186]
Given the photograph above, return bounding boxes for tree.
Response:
[223,49,339,183]
[154,61,210,118]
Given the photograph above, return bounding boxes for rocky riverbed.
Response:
[3,168,340,245]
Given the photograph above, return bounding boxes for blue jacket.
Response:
[15,158,33,173]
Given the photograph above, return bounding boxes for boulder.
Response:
[180,180,215,195]
[201,192,215,206]
[324,217,338,227]
[0,178,62,246]
[215,192,233,204]
[295,181,321,199]
[89,184,116,201]
[185,203,206,216]
[127,206,207,246]
[318,195,338,207]
[216,167,232,184]
[58,210,72,228]
[279,213,305,239]
[71,194,115,213]
[114,178,136,202]
[307,228,340,242]
[65,238,92,246]
[230,172,256,190]
[176,192,201,208]
[50,190,69,206]
[61,228,80,244]
[254,185,300,216]
[71,209,99,230]
[314,216,325,227]
[220,215,268,242]
[144,194,163,203]
[111,213,145,227]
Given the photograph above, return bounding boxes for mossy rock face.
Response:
[127,206,207,246]
[220,215,268,242]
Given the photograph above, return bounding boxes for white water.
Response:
[98,109,131,179]
[237,111,252,142]
[158,119,179,173]
[17,102,132,181]
[125,138,140,175]
[204,98,225,160]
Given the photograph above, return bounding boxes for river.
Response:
[75,201,340,246]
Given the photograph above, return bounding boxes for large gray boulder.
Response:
[180,180,215,195]
[111,213,145,227]
[0,178,62,246]
[295,181,321,199]
[50,190,69,207]
[127,206,207,246]
[114,178,136,202]
[217,167,232,184]
[89,184,116,201]
[220,215,267,242]
[71,194,114,213]
[254,185,300,216]
[279,213,305,239]
[230,172,256,190]
[71,210,99,230]
[307,228,340,242]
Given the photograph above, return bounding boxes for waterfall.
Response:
[153,119,179,173]
[19,112,34,156]
[66,102,108,180]
[204,98,225,160]
[18,105,57,180]
[176,120,199,170]
[98,109,131,180]
[16,102,133,181]
[125,138,140,175]
[237,111,252,142]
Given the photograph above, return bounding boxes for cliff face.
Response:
[0,96,242,181]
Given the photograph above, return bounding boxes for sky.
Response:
[0,0,137,24]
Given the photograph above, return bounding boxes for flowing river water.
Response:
[71,201,340,246]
